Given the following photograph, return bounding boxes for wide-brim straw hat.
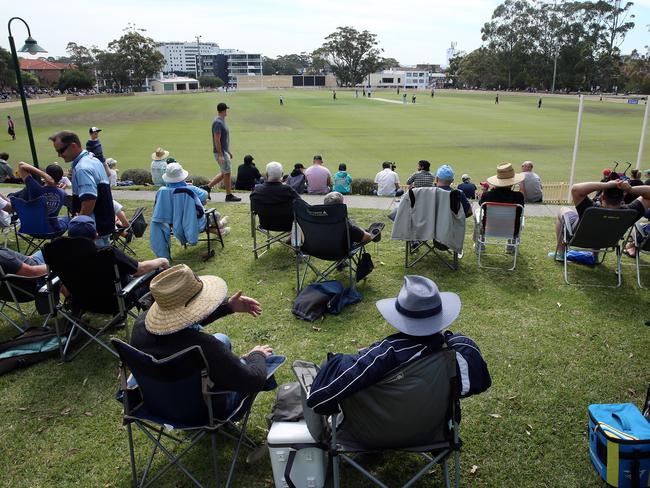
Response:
[145,264,227,335]
[152,147,170,160]
[375,275,460,336]
[487,162,525,187]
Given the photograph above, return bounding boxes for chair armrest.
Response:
[120,270,158,296]
[0,272,45,282]
[38,275,60,294]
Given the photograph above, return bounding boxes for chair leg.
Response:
[636,251,643,288]
[126,423,139,488]
[225,408,252,487]
[210,431,220,488]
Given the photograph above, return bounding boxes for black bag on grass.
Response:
[0,326,64,375]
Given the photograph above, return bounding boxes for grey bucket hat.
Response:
[375,275,461,336]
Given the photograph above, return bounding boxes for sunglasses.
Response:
[56,143,71,156]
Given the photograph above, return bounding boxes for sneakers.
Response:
[547,251,564,262]
[225,193,241,202]
[199,185,212,201]
[219,216,229,227]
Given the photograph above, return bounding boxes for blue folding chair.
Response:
[10,196,67,255]
[112,339,258,488]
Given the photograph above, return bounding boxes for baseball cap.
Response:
[294,163,305,169]
[244,155,254,164]
[602,168,612,177]
[461,173,470,181]
[89,126,101,134]
[436,164,455,181]
[68,215,96,240]
[216,102,230,112]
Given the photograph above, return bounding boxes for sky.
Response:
[2,0,649,66]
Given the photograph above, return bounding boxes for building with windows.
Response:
[367,69,430,89]
[150,76,200,93]
[157,41,262,86]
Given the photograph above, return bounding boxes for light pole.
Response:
[551,49,558,93]
[7,17,46,168]
[195,35,202,79]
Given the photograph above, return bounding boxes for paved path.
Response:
[0,185,563,217]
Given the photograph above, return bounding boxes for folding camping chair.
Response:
[10,196,67,255]
[42,237,157,361]
[150,187,223,261]
[250,199,294,259]
[293,348,461,488]
[112,339,257,488]
[112,207,148,255]
[623,222,650,287]
[475,202,524,271]
[0,264,55,333]
[393,188,465,271]
[293,199,364,292]
[559,206,639,287]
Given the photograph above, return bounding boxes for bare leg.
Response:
[208,172,224,188]
[555,207,574,254]
[223,173,232,195]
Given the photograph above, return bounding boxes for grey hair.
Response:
[324,191,344,205]
[266,161,284,182]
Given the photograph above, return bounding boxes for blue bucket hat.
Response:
[68,215,96,240]
[436,164,455,181]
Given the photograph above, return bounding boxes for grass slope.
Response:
[2,90,647,183]
[0,201,649,487]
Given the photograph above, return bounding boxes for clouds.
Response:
[3,0,649,65]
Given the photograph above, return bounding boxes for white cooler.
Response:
[267,420,327,488]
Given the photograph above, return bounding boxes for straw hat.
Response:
[151,147,170,160]
[375,275,460,336]
[145,264,227,335]
[486,163,525,187]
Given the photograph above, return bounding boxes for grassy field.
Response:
[0,199,649,487]
[1,89,648,183]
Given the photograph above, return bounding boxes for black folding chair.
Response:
[293,349,461,488]
[112,339,257,488]
[10,196,67,255]
[112,207,148,255]
[624,222,650,287]
[0,265,55,333]
[293,199,364,292]
[250,199,294,259]
[560,207,639,287]
[42,237,157,361]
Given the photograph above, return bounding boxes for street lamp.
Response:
[7,17,46,168]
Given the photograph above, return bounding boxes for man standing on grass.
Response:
[49,130,115,246]
[86,126,105,163]
[7,115,15,141]
[202,102,241,202]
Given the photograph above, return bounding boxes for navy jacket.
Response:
[306,331,490,415]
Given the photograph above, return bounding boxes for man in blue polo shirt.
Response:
[49,130,115,245]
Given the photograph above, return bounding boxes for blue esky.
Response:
[3,0,649,66]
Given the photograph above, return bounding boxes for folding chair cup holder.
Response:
[112,340,258,488]
[293,200,364,292]
[475,202,523,271]
[560,207,639,287]
[291,351,462,488]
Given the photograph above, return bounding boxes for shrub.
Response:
[351,178,375,195]
[188,174,209,187]
[121,168,153,185]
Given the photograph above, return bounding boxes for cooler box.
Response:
[268,420,327,488]
[588,403,650,487]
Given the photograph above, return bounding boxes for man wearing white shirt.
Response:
[374,162,404,197]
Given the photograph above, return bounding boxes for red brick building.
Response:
[19,59,73,86]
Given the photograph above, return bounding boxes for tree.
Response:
[20,71,39,87]
[198,75,224,88]
[0,47,15,89]
[106,28,165,90]
[457,48,501,88]
[58,69,95,90]
[314,26,385,86]
[66,42,95,73]
[95,50,129,89]
[263,53,315,75]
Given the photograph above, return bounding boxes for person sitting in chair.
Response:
[323,192,374,245]
[67,216,169,292]
[306,275,490,415]
[250,161,299,206]
[17,161,67,233]
[548,178,650,261]
[0,246,48,277]
[434,164,473,218]
[131,264,283,419]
